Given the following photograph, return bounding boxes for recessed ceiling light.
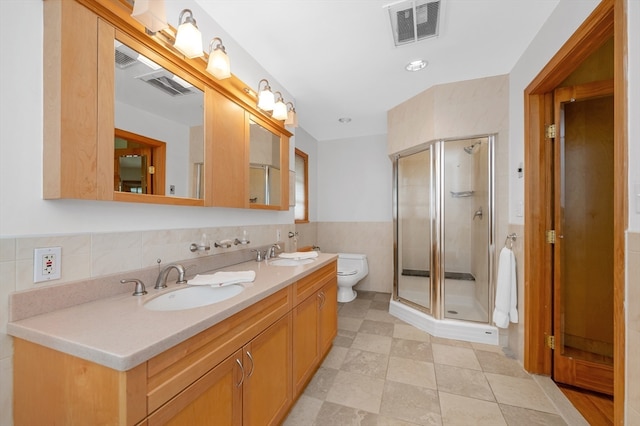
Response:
[338,117,352,123]
[405,59,428,72]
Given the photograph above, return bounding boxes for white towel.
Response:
[278,251,319,260]
[492,247,518,328]
[188,270,256,287]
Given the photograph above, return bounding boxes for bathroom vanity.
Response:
[9,255,337,425]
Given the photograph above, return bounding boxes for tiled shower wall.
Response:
[0,223,294,424]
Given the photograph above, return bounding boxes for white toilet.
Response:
[337,253,369,303]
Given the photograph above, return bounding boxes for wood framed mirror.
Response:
[113,33,205,202]
[248,114,289,210]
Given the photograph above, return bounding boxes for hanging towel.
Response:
[188,270,256,287]
[278,251,319,260]
[492,247,518,328]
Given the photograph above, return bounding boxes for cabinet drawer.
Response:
[294,261,337,304]
[146,287,292,413]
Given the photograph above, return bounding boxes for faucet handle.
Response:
[121,279,147,296]
[251,249,264,262]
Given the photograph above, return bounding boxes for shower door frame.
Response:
[393,134,497,323]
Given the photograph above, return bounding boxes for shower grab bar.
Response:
[504,233,517,249]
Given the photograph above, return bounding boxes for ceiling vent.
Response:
[115,49,138,69]
[136,70,197,97]
[386,0,440,47]
[114,42,197,97]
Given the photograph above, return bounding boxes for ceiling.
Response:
[194,0,560,142]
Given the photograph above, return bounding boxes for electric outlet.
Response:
[169,185,175,195]
[276,229,281,241]
[34,247,62,283]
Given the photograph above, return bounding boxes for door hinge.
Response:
[545,124,556,139]
[546,230,556,244]
[546,335,555,350]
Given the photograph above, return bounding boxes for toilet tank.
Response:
[337,253,368,273]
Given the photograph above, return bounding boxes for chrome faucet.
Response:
[266,244,281,260]
[155,264,187,290]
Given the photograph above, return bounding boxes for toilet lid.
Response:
[338,269,357,276]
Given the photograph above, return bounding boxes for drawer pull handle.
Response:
[235,359,245,387]
[246,351,255,378]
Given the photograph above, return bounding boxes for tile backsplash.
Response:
[1,224,294,340]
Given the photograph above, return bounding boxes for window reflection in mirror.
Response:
[114,40,204,198]
[249,120,281,206]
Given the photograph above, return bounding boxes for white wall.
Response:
[507,0,600,225]
[290,127,319,222]
[317,134,392,222]
[116,101,191,197]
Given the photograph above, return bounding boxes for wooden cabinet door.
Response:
[147,350,242,426]
[292,291,320,396]
[319,279,338,357]
[206,88,248,208]
[243,313,292,426]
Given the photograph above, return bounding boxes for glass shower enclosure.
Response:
[394,135,495,323]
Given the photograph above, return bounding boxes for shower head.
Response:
[463,142,481,154]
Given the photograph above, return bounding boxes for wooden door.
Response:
[552,80,614,395]
[292,291,320,396]
[114,147,152,193]
[147,350,243,426]
[242,313,292,426]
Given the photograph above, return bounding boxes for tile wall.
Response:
[507,224,525,361]
[317,222,394,294]
[627,231,640,424]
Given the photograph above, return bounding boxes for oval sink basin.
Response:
[269,258,315,266]
[144,285,244,311]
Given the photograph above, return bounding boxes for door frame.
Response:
[523,0,627,423]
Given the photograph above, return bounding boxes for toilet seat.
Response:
[338,269,357,276]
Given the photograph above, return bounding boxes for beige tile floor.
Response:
[284,291,587,426]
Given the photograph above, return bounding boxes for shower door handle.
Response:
[473,208,483,220]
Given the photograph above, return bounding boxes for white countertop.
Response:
[7,253,337,371]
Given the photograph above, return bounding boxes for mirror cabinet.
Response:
[43,0,291,210]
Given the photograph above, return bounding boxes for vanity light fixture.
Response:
[257,79,275,111]
[285,102,298,128]
[131,0,168,33]
[405,59,428,72]
[174,9,203,58]
[272,92,288,120]
[206,37,231,80]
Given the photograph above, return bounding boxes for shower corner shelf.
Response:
[450,190,475,198]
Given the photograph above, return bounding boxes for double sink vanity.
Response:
[9,253,338,425]
[12,0,329,423]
